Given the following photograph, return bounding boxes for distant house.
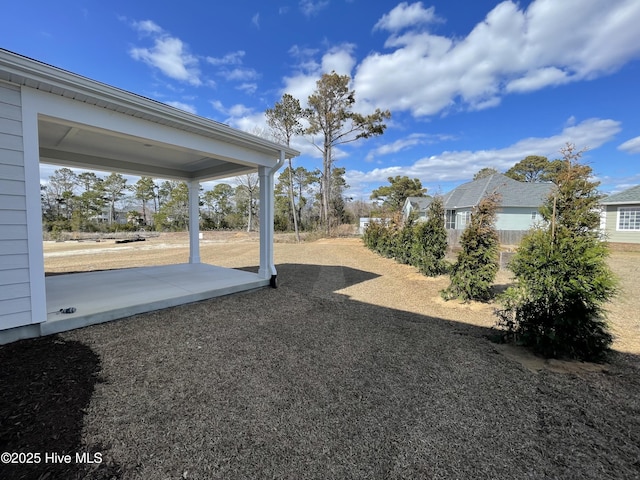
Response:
[439,174,553,231]
[402,196,432,221]
[600,185,640,244]
[443,174,553,230]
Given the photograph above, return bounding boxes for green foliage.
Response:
[442,193,500,301]
[504,155,563,183]
[473,167,499,181]
[496,229,615,360]
[370,176,427,212]
[412,197,449,276]
[495,144,617,361]
[363,198,449,277]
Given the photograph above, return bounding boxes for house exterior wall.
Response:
[0,81,31,331]
[446,206,541,231]
[496,207,542,231]
[603,204,640,243]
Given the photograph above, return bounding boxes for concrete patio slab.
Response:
[42,263,268,335]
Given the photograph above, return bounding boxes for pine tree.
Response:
[496,144,617,360]
[442,192,500,301]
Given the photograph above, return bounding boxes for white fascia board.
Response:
[27,88,276,168]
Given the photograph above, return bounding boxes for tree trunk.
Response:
[323,140,332,235]
[288,159,300,242]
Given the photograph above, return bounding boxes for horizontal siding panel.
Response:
[0,103,22,122]
[0,163,25,181]
[0,254,28,270]
[0,117,22,136]
[0,311,33,331]
[0,282,30,301]
[0,209,27,224]
[0,239,28,255]
[0,224,28,240]
[0,148,24,166]
[0,179,26,195]
[0,267,29,285]
[0,297,31,315]
[0,194,26,210]
[0,132,23,151]
[609,230,640,244]
[0,83,21,106]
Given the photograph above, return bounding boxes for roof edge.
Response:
[0,49,299,158]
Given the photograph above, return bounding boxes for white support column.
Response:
[188,179,201,264]
[258,165,274,281]
[21,88,47,326]
[258,151,285,285]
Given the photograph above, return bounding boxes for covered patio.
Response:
[0,49,298,343]
[43,264,266,335]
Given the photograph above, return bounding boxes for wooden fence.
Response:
[447,229,527,247]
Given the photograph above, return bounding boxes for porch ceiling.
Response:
[38,116,257,181]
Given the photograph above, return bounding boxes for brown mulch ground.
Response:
[1,233,640,479]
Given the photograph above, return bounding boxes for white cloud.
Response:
[282,44,356,106]
[164,101,197,114]
[618,136,640,154]
[365,133,429,161]
[252,13,260,28]
[347,117,621,192]
[237,83,258,94]
[373,2,441,32]
[355,0,640,117]
[129,21,201,86]
[206,51,245,66]
[221,67,259,82]
[132,19,163,35]
[321,44,357,75]
[299,0,329,17]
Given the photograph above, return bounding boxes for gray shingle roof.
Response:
[405,196,432,211]
[442,174,553,209]
[601,185,640,205]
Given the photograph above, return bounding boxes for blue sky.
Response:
[2,0,640,198]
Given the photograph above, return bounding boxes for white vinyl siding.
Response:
[0,82,31,330]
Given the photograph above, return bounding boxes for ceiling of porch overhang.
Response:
[38,116,270,182]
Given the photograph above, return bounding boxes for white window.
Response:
[461,211,471,228]
[531,211,541,221]
[445,210,456,229]
[618,207,640,231]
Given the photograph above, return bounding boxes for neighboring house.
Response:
[402,196,432,221]
[600,185,640,244]
[441,174,553,231]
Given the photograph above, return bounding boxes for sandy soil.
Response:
[43,231,640,357]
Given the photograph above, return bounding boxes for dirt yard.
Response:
[1,232,638,479]
[42,231,640,356]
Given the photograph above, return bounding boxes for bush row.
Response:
[363,197,449,277]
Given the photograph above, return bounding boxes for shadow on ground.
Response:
[0,336,123,480]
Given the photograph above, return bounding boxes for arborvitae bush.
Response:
[412,196,449,276]
[441,193,500,301]
[363,204,448,277]
[495,144,616,361]
[395,214,416,264]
